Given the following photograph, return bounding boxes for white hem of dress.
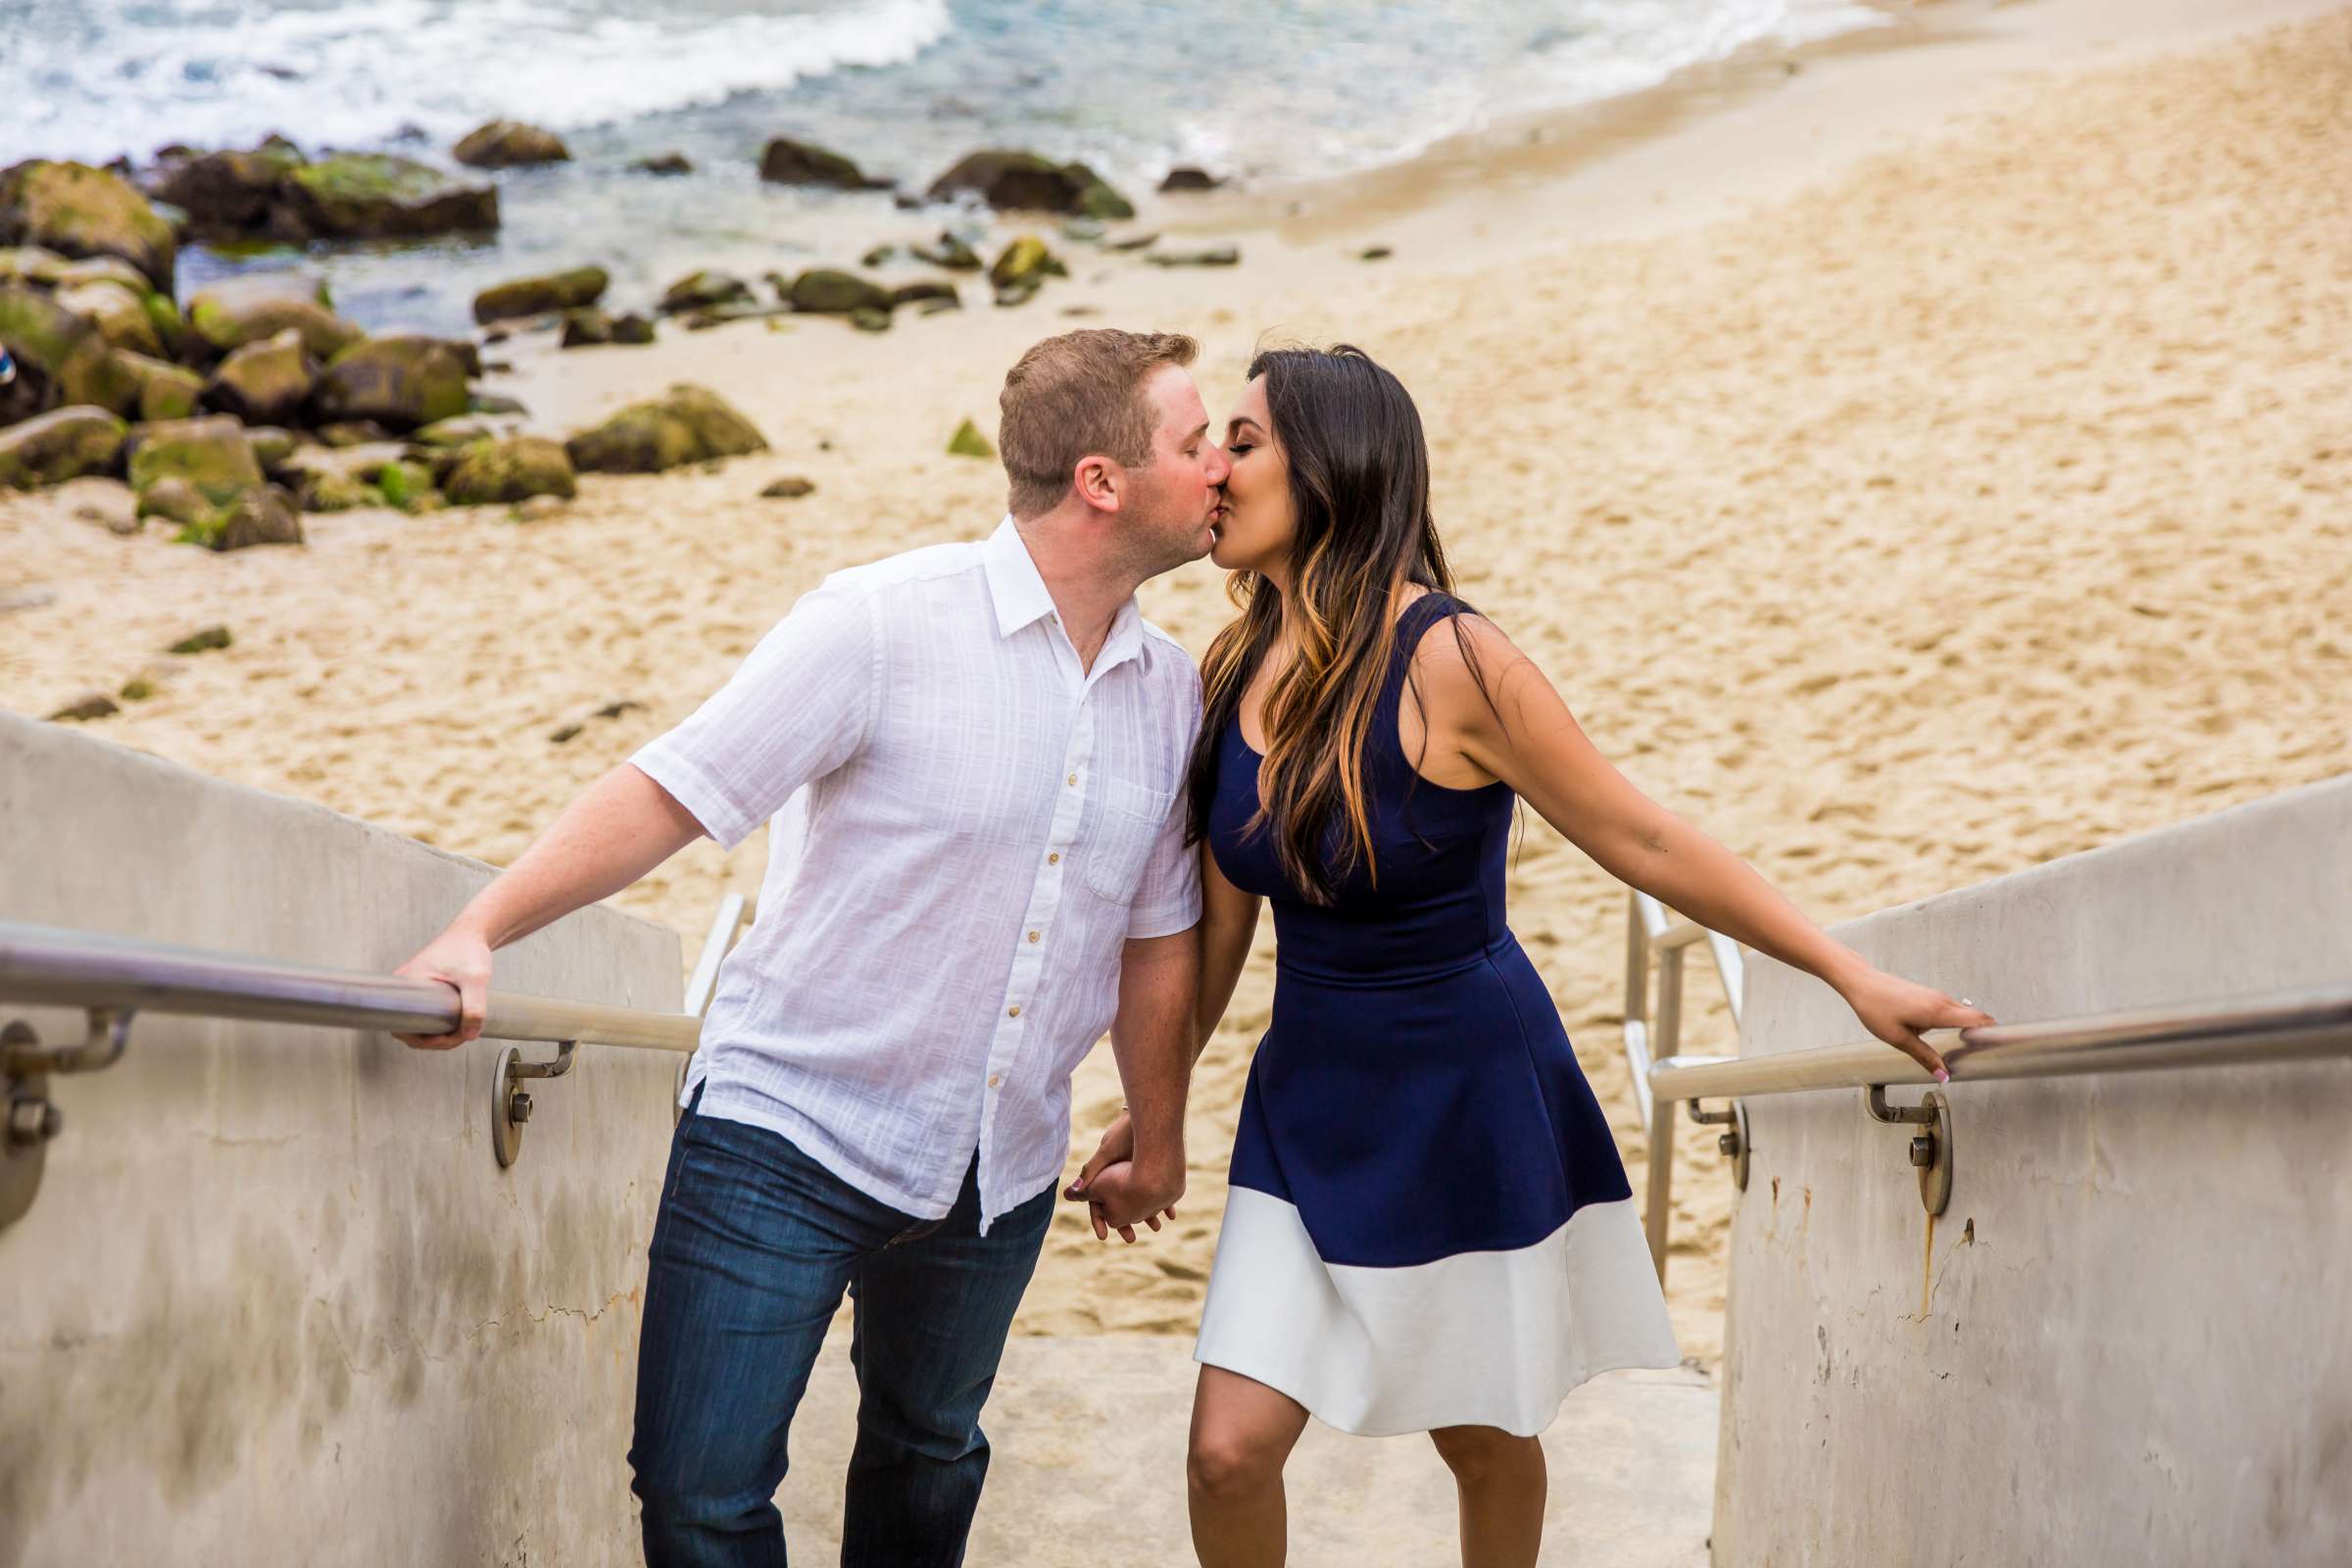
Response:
[1191,1187,1681,1438]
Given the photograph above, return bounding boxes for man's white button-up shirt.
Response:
[630,516,1203,1232]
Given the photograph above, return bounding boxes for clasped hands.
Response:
[1061,1109,1182,1244]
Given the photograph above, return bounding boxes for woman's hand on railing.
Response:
[1834,967,1996,1082]
[391,924,494,1050]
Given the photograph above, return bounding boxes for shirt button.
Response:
[1027,931,1040,943]
[988,1074,1003,1089]
[1006,1004,1021,1018]
[1048,852,1060,864]
[1066,773,1078,786]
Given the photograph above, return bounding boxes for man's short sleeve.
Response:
[629,581,875,851]
[1125,787,1201,938]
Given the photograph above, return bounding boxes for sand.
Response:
[4,0,2346,1374]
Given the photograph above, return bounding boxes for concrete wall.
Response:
[1712,776,2352,1566]
[0,713,683,1567]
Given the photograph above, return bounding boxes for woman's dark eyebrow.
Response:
[1226,416,1265,437]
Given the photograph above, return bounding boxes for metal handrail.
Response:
[1622,890,1744,1132]
[0,919,700,1054]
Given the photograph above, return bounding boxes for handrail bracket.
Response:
[491,1039,577,1169]
[1863,1084,1953,1216]
[4,1007,136,1233]
[1688,1099,1751,1191]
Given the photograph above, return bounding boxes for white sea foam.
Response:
[0,0,954,165]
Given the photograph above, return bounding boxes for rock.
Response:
[631,152,693,176]
[244,426,295,473]
[51,256,155,293]
[860,245,897,269]
[291,469,377,513]
[1157,167,1224,193]
[910,233,982,270]
[759,136,883,190]
[0,161,176,292]
[1358,245,1394,262]
[154,145,305,234]
[564,383,768,474]
[560,308,613,348]
[472,265,609,325]
[926,151,1132,220]
[53,279,165,357]
[989,236,1066,294]
[442,338,485,378]
[452,121,571,169]
[137,476,208,524]
[0,406,128,488]
[684,302,787,331]
[760,476,815,499]
[890,280,958,309]
[371,459,435,512]
[194,485,305,550]
[659,270,753,314]
[610,313,656,346]
[313,336,470,432]
[168,623,232,654]
[118,676,155,702]
[514,494,566,522]
[125,416,263,504]
[848,307,891,333]
[0,245,68,285]
[0,282,100,381]
[185,290,364,361]
[788,269,893,315]
[317,420,392,447]
[1104,230,1159,253]
[917,297,961,318]
[469,391,527,416]
[61,341,143,416]
[123,355,203,421]
[49,694,119,722]
[276,155,499,241]
[205,327,316,425]
[442,436,576,505]
[946,418,994,459]
[1145,245,1241,268]
[412,416,497,447]
[187,268,331,315]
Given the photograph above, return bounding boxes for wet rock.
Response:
[125,415,263,504]
[926,151,1132,220]
[890,280,958,309]
[1157,167,1224,193]
[442,436,576,505]
[205,327,316,425]
[412,416,498,448]
[313,335,470,431]
[49,694,120,723]
[122,355,203,421]
[0,161,176,293]
[453,121,571,169]
[946,418,994,459]
[0,245,69,286]
[154,144,306,235]
[759,136,884,190]
[0,281,101,383]
[564,383,769,474]
[291,469,378,513]
[469,391,527,416]
[244,425,295,473]
[917,297,961,318]
[0,406,129,489]
[1145,245,1241,268]
[59,341,143,416]
[910,233,982,270]
[317,420,392,448]
[1104,230,1159,253]
[787,269,894,315]
[610,313,657,346]
[54,279,166,357]
[370,459,436,513]
[118,676,156,702]
[631,152,693,176]
[168,623,232,654]
[861,245,897,269]
[51,256,157,294]
[472,265,610,325]
[989,235,1066,294]
[659,270,752,314]
[560,308,613,348]
[848,306,891,333]
[185,288,364,361]
[760,475,815,499]
[275,154,499,241]
[1358,245,1394,262]
[684,302,788,331]
[137,476,208,525]
[193,485,305,550]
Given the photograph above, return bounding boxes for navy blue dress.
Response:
[1191,593,1678,1437]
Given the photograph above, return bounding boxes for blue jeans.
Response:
[629,1091,1055,1567]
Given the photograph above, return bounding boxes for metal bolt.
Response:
[7,1098,61,1147]
[1717,1131,1741,1158]
[511,1090,534,1124]
[1909,1135,1935,1168]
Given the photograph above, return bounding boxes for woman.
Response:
[1074,345,1992,1566]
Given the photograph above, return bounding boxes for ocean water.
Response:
[1,0,1887,330]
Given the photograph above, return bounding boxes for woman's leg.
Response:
[1428,1426,1546,1568]
[1188,1365,1311,1567]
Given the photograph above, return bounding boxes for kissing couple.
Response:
[397,327,1988,1566]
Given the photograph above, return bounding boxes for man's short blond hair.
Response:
[998,328,1200,516]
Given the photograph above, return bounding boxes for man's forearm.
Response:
[1109,928,1200,1174]
[455,763,706,950]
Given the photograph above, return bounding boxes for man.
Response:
[394,328,1231,1565]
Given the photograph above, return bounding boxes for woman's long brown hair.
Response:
[1185,344,1491,905]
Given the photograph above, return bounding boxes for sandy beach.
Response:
[4,0,2347,1380]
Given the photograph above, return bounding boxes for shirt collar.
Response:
[982,515,1149,677]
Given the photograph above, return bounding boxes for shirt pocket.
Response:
[1081,774,1176,905]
